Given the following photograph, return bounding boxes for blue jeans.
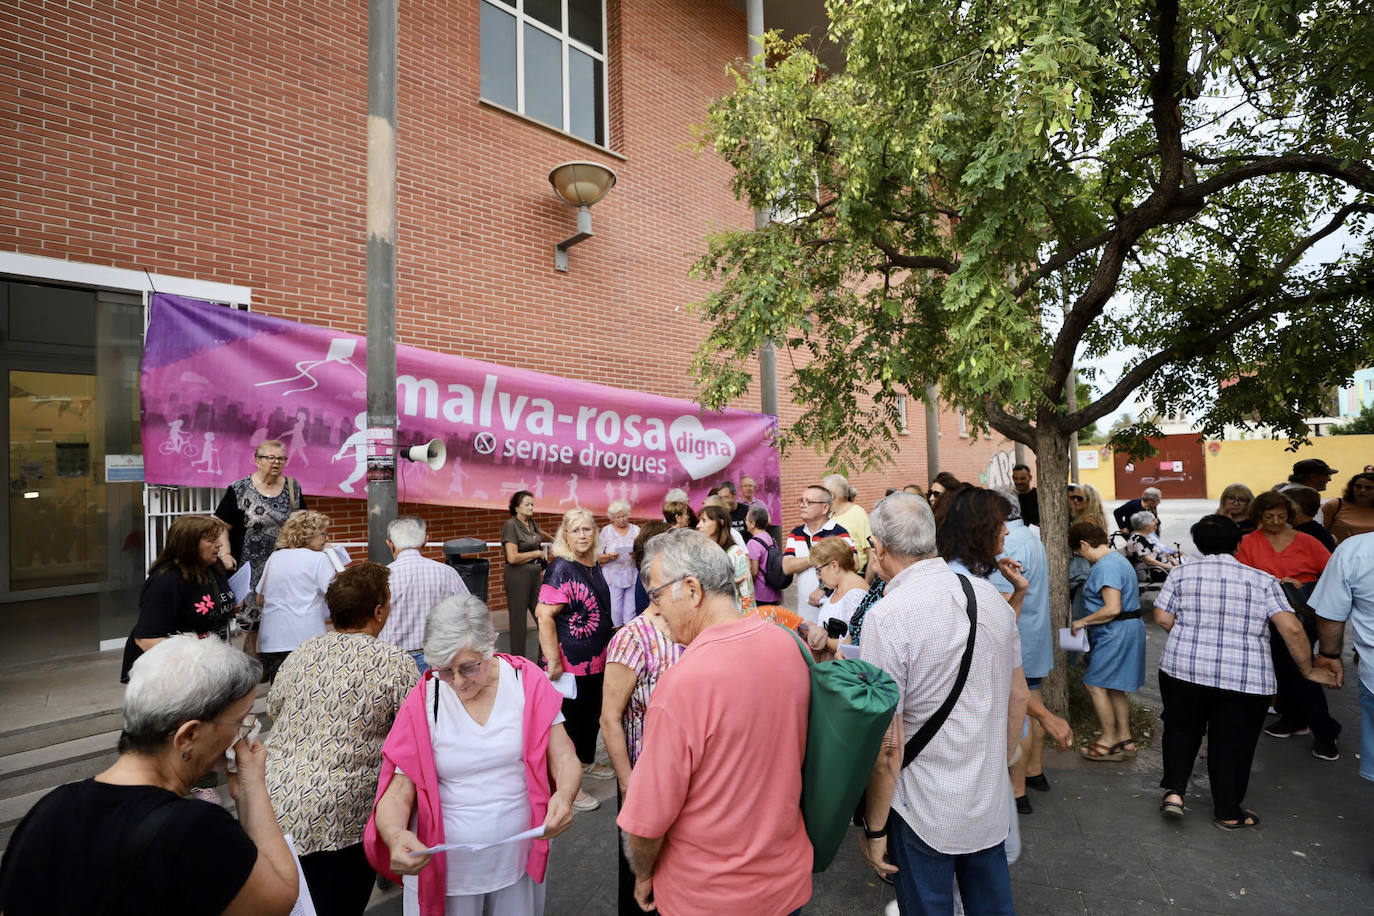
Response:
[409,650,428,675]
[889,811,1015,916]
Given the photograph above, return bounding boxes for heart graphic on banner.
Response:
[669,415,736,480]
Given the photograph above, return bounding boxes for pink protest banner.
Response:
[140,294,781,519]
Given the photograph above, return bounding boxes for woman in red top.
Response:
[1235,490,1340,760]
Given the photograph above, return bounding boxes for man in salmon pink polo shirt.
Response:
[618,528,812,916]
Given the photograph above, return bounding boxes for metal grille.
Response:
[143,485,218,571]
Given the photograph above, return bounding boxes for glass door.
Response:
[8,370,105,590]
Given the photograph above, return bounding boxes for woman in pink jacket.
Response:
[365,595,582,916]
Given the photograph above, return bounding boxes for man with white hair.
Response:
[1114,486,1162,535]
[619,529,812,915]
[382,516,468,671]
[858,493,1024,914]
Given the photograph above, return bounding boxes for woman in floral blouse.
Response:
[266,562,417,916]
[600,584,684,916]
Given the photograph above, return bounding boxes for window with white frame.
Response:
[958,409,969,437]
[480,0,608,147]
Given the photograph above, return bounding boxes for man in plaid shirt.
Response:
[381,516,468,671]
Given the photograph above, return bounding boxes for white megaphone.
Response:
[403,438,447,470]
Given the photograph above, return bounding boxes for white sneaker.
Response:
[573,790,600,812]
[582,762,615,780]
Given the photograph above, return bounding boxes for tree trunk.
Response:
[1034,423,1075,716]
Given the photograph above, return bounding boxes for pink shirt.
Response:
[617,615,812,916]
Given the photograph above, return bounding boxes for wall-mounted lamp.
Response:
[549,161,617,271]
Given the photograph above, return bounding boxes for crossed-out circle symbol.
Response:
[473,432,497,455]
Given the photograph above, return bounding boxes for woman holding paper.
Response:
[597,499,641,627]
[266,562,417,916]
[256,510,337,683]
[365,595,581,916]
[535,508,617,809]
[1068,522,1146,762]
[120,514,237,683]
[214,439,308,655]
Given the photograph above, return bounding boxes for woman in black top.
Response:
[500,490,547,660]
[0,635,298,915]
[121,515,237,683]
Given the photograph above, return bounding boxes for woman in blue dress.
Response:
[1068,521,1146,762]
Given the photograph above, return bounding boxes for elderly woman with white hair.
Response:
[824,473,872,573]
[365,595,581,916]
[597,499,641,627]
[536,507,616,807]
[1125,509,1180,583]
[0,636,298,914]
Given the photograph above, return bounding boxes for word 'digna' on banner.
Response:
[139,294,781,519]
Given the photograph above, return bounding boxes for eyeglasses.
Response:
[646,576,687,606]
[218,713,258,743]
[1068,495,1085,502]
[1224,496,1251,503]
[867,535,879,550]
[256,455,287,463]
[433,659,485,681]
[798,498,829,507]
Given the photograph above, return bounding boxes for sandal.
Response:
[1213,810,1260,831]
[1160,795,1184,819]
[1080,741,1124,762]
[1109,740,1139,759]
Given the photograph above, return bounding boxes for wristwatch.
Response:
[860,815,887,839]
[1318,650,1342,659]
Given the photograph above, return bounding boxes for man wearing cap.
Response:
[1281,459,1339,525]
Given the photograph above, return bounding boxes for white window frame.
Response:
[481,0,610,147]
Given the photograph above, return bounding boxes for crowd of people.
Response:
[3,440,1374,916]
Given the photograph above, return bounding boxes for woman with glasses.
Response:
[0,636,298,915]
[215,440,308,656]
[266,562,417,916]
[535,508,616,810]
[802,537,870,659]
[366,595,581,916]
[1236,490,1340,760]
[1216,483,1256,532]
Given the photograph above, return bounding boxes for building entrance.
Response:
[1,281,146,666]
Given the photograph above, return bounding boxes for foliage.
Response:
[1331,402,1374,434]
[690,0,1374,468]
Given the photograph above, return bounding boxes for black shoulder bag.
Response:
[855,574,979,828]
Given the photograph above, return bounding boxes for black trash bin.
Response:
[444,537,490,603]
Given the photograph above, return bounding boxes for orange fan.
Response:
[750,604,804,631]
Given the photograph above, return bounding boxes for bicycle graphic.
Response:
[158,421,200,458]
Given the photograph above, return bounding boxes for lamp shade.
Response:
[548,161,617,207]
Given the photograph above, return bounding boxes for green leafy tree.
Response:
[1332,402,1374,435]
[691,0,1374,710]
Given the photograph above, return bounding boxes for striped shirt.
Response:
[865,558,1020,855]
[1155,554,1291,695]
[381,550,469,652]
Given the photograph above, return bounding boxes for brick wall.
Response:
[5,0,1019,619]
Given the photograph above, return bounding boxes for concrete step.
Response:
[0,730,120,800]
[0,708,124,758]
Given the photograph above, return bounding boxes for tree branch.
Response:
[873,241,958,275]
[1065,202,1374,429]
[1179,153,1374,197]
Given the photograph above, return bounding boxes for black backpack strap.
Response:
[100,793,181,914]
[901,573,978,769]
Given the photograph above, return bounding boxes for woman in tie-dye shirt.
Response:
[535,508,615,812]
[602,588,684,916]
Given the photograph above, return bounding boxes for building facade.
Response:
[2,0,1016,663]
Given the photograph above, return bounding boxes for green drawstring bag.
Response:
[783,628,899,872]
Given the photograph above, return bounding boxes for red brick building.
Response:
[1,0,1018,662]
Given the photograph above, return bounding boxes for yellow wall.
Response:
[1203,436,1374,500]
[1075,448,1116,501]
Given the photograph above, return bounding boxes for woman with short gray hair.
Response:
[0,636,298,914]
[366,597,582,916]
[597,499,641,627]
